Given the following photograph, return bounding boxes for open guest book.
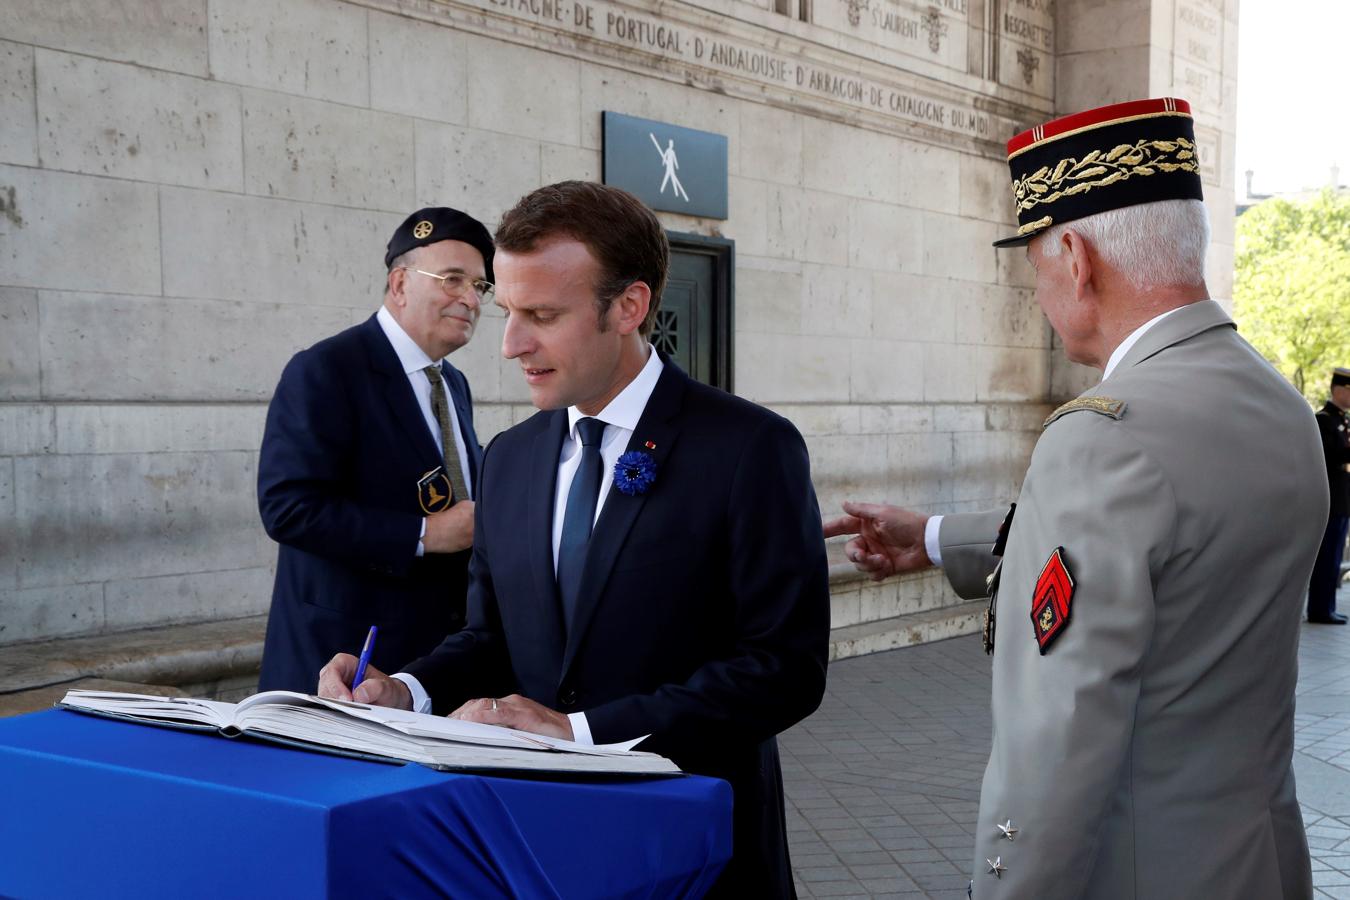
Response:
[58,689,681,776]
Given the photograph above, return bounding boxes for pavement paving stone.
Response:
[784,591,1350,898]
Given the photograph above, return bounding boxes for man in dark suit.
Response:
[319,182,830,896]
[1309,366,1350,624]
[257,208,493,691]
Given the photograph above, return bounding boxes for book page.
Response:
[233,692,556,750]
[60,689,678,775]
[234,692,648,754]
[308,696,650,755]
[60,690,236,729]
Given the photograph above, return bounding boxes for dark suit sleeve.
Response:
[257,350,423,576]
[584,414,831,752]
[402,436,513,707]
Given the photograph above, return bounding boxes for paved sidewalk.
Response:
[781,615,1350,898]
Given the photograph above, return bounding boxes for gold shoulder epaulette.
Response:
[1043,396,1127,429]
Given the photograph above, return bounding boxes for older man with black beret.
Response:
[257,207,495,692]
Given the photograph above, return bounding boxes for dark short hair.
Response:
[495,181,668,337]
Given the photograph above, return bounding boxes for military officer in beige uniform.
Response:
[827,98,1325,899]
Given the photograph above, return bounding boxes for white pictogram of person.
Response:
[650,133,690,202]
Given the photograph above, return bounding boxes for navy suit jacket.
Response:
[405,359,830,895]
[257,314,483,693]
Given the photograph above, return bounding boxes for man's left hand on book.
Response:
[452,695,574,741]
[317,653,413,710]
[316,653,574,740]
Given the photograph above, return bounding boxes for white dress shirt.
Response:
[396,346,664,744]
[923,307,1185,566]
[551,347,664,573]
[375,306,474,557]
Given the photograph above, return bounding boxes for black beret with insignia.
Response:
[385,207,495,282]
[995,97,1204,248]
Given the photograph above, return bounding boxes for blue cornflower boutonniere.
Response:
[614,450,658,496]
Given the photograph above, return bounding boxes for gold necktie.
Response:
[423,365,470,503]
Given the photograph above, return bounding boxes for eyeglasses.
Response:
[403,267,495,302]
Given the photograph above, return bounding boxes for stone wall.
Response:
[0,0,1237,645]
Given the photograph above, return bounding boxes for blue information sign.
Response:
[602,112,728,220]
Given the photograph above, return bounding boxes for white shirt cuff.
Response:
[924,514,944,568]
[391,672,433,714]
[416,517,426,557]
[567,712,594,745]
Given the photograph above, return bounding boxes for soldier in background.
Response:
[1308,366,1350,624]
[827,98,1324,899]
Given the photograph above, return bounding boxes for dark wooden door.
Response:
[663,233,733,391]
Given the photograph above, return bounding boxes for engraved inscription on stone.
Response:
[465,0,1012,142]
[1172,1,1223,108]
[997,0,1054,98]
[1002,0,1054,51]
[1175,2,1220,63]
[1194,124,1221,186]
[815,0,968,71]
[701,40,793,82]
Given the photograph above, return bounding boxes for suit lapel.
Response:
[529,412,568,669]
[560,362,688,678]
[360,316,442,469]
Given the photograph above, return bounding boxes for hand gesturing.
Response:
[822,501,933,581]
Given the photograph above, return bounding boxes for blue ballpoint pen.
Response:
[351,625,378,690]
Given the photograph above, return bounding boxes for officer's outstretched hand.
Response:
[317,653,413,710]
[823,501,932,581]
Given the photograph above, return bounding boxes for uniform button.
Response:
[559,688,577,707]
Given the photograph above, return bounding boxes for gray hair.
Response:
[1038,198,1210,290]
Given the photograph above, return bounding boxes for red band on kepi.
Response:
[1030,547,1074,654]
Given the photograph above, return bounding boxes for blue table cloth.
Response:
[0,709,732,899]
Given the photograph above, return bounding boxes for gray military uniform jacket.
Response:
[941,301,1324,899]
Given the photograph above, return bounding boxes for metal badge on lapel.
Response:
[1030,547,1074,654]
[417,466,452,514]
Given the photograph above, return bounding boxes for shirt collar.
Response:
[1101,306,1186,382]
[567,346,664,438]
[376,305,438,375]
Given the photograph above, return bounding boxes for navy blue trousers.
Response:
[1308,515,1349,619]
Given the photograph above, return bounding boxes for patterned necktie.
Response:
[556,417,607,631]
[423,365,470,503]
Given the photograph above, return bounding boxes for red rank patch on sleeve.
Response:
[1030,547,1074,655]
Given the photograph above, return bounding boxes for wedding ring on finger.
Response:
[490,698,498,711]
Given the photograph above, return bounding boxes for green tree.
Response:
[1234,189,1350,402]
